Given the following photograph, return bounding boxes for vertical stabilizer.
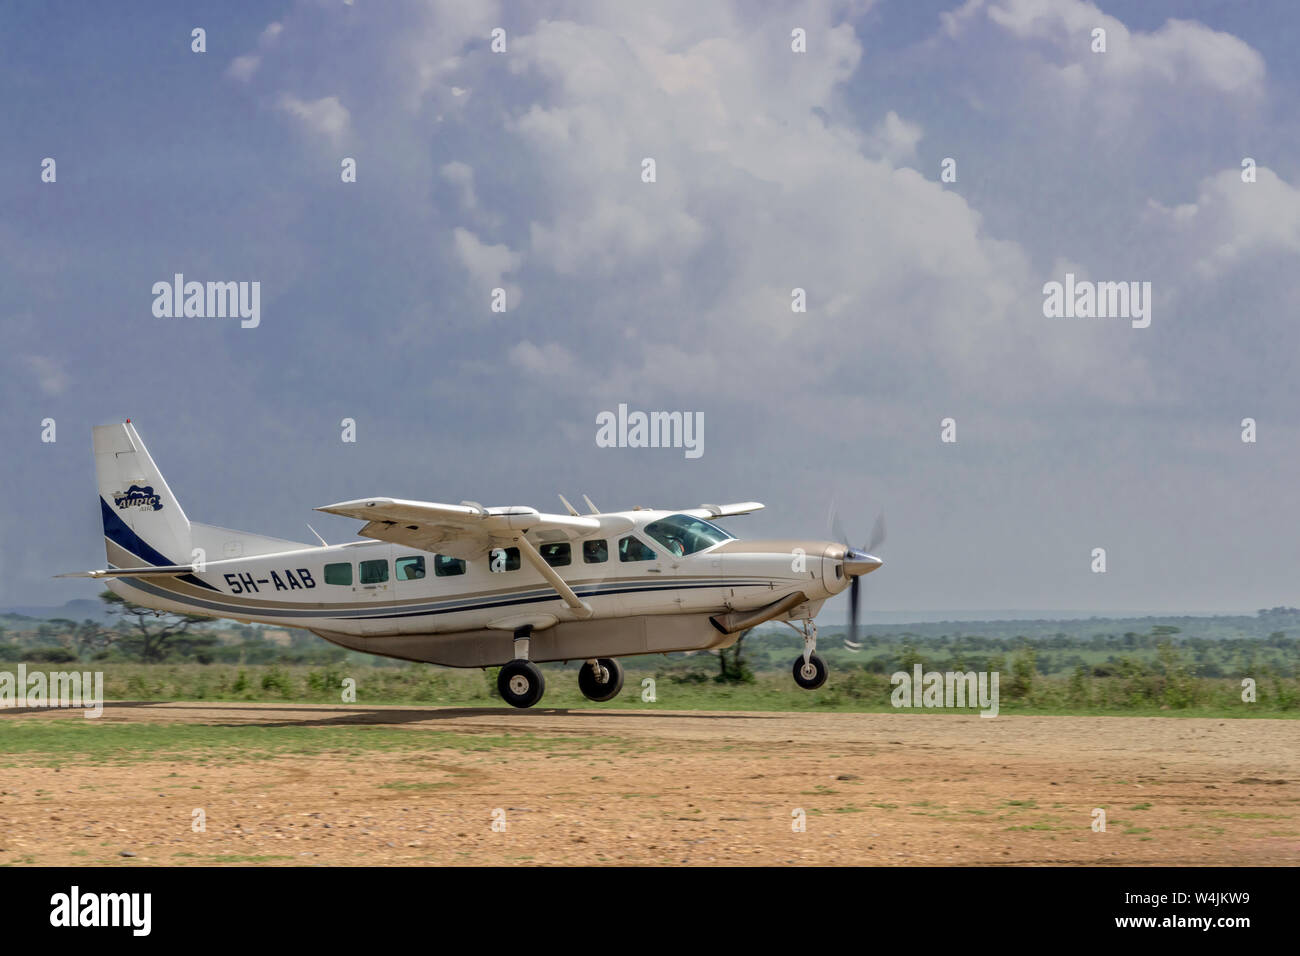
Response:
[93,421,193,567]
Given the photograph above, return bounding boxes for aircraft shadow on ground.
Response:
[72,700,781,729]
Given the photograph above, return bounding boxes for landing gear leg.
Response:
[513,624,531,663]
[790,620,828,690]
[498,625,546,709]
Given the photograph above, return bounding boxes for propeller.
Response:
[829,505,886,651]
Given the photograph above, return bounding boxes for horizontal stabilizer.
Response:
[56,564,197,580]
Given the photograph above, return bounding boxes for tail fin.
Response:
[94,421,193,568]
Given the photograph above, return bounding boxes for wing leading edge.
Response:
[314,497,625,559]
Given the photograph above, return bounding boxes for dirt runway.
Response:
[2,702,1297,865]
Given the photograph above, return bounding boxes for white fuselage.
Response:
[106,512,849,667]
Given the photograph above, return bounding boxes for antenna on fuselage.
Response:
[558,494,580,517]
[582,494,601,515]
[307,524,328,547]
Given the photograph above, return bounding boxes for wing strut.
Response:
[510,534,595,620]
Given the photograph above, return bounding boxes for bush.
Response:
[1067,664,1090,705]
[260,666,293,696]
[1008,650,1036,700]
[837,668,888,702]
[1157,641,1199,708]
[21,647,79,663]
[306,667,345,697]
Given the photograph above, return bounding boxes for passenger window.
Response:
[324,562,352,586]
[619,535,657,562]
[540,542,571,567]
[396,556,426,581]
[489,547,521,572]
[434,555,466,576]
[359,559,389,584]
[583,539,608,564]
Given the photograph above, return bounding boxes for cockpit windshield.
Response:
[643,514,734,557]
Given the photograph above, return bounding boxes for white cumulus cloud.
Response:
[275,94,351,143]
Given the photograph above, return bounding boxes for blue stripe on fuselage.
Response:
[114,575,771,624]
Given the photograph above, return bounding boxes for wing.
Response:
[682,501,765,520]
[315,497,623,559]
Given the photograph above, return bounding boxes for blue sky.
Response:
[3,0,1299,615]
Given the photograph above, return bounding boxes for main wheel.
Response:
[792,653,828,690]
[498,660,546,708]
[578,658,625,702]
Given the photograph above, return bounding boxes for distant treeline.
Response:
[824,606,1300,642]
[731,625,1299,680]
[20,661,1297,715]
[1,596,1297,689]
[0,591,359,667]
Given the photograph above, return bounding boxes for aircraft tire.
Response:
[498,660,546,708]
[578,657,625,702]
[792,653,828,690]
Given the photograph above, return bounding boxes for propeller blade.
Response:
[866,511,887,554]
[849,575,861,648]
[828,501,847,547]
[827,501,883,651]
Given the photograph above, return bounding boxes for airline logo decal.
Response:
[113,485,163,512]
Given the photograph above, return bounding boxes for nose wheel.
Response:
[578,657,625,702]
[792,653,828,689]
[786,619,828,690]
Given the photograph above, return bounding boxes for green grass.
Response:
[0,719,612,765]
[1005,821,1069,831]
[2,659,1297,717]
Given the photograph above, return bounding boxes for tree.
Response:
[72,618,123,656]
[43,617,120,657]
[44,617,79,651]
[99,590,215,662]
[716,628,755,683]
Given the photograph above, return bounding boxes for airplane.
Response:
[63,421,884,708]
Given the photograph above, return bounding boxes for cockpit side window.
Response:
[618,535,657,562]
[643,514,734,556]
